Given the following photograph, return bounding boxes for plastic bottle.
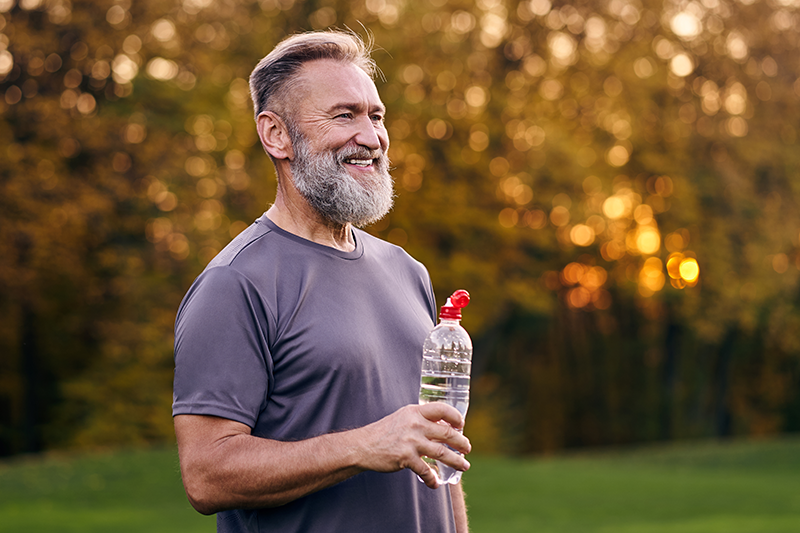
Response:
[418,289,473,485]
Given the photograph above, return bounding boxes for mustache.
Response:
[336,146,388,163]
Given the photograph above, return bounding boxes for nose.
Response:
[353,115,386,152]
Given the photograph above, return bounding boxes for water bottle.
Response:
[418,289,472,485]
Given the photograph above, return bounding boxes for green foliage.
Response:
[1,0,800,454]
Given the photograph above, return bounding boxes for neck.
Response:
[266,167,356,252]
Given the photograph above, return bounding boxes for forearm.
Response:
[176,415,366,513]
[450,481,469,533]
[176,405,471,515]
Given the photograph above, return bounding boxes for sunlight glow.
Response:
[670,53,694,77]
[671,12,702,39]
[679,258,699,283]
[570,224,596,247]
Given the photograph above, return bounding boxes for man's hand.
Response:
[354,403,471,489]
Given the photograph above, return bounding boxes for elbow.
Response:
[180,463,227,515]
[186,487,218,515]
[183,476,221,515]
[188,497,219,516]
[175,415,257,514]
[182,474,291,513]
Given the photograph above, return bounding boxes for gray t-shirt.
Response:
[173,214,456,533]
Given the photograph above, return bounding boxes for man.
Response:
[172,30,471,533]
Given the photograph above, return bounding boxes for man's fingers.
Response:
[418,402,465,429]
[423,421,472,455]
[408,457,440,489]
[418,441,471,472]
[357,404,471,481]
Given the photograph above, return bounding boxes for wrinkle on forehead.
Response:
[288,59,382,116]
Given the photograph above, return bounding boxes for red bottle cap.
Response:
[439,289,470,320]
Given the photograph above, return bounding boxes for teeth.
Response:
[345,159,372,167]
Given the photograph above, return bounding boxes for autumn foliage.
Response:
[1,0,800,455]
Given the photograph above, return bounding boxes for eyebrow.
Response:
[328,102,386,115]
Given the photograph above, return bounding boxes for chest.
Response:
[255,255,434,434]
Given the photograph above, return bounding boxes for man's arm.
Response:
[175,403,471,514]
[450,482,469,533]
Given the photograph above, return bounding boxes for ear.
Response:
[256,111,294,161]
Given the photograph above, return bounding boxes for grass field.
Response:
[1,437,799,532]
[465,438,800,533]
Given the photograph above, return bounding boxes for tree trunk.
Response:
[660,310,680,440]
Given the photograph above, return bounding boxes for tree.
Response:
[1,0,799,455]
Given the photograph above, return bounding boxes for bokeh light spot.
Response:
[665,233,685,253]
[636,226,661,255]
[667,252,684,279]
[671,12,702,40]
[567,286,592,309]
[727,32,749,61]
[773,253,789,273]
[465,86,489,107]
[602,196,627,219]
[499,208,518,228]
[607,145,630,167]
[550,205,570,226]
[639,257,665,295]
[0,50,13,76]
[670,53,694,77]
[561,262,586,285]
[151,19,177,42]
[679,257,699,283]
[570,224,595,246]
[633,57,655,78]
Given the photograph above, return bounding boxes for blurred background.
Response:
[1,0,799,460]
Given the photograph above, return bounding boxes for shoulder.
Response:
[356,229,427,271]
[177,265,257,323]
[177,217,279,321]
[207,217,275,269]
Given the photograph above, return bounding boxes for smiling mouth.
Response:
[344,158,374,167]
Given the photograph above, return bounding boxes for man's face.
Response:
[286,60,394,227]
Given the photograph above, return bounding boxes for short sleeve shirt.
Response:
[173,214,456,533]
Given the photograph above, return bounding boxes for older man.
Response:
[172,31,471,533]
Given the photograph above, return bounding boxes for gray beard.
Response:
[289,132,395,227]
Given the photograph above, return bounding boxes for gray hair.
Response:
[249,30,378,121]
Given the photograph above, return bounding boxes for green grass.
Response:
[0,447,213,533]
[1,438,799,532]
[465,437,800,533]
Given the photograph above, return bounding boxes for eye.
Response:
[335,112,354,120]
[371,113,385,124]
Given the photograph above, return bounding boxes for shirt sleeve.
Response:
[172,266,273,428]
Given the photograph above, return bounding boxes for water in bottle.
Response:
[418,289,473,485]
